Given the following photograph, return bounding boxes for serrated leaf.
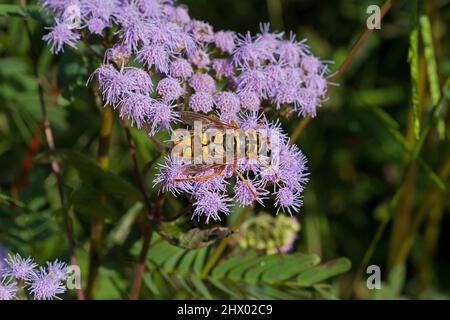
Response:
[296,258,351,286]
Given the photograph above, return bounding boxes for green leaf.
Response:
[36,150,141,199]
[190,276,212,299]
[261,253,321,283]
[193,247,209,275]
[177,250,199,275]
[296,258,351,286]
[0,4,25,17]
[143,273,160,296]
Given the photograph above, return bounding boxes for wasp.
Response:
[170,112,279,198]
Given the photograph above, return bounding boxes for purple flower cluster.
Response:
[0,253,68,300]
[155,113,308,223]
[41,1,330,222]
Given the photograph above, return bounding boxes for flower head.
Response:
[136,43,171,74]
[119,93,154,128]
[212,58,234,79]
[46,260,68,282]
[193,191,230,223]
[214,31,236,54]
[0,279,17,301]
[214,91,241,115]
[189,92,214,113]
[189,49,211,69]
[169,58,193,80]
[239,91,261,112]
[187,20,214,43]
[189,73,216,94]
[124,67,153,95]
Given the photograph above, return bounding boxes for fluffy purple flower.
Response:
[193,191,230,223]
[0,279,17,301]
[277,33,308,66]
[187,20,214,43]
[189,92,214,113]
[40,0,77,13]
[169,58,193,80]
[239,91,261,112]
[136,43,171,74]
[61,3,82,29]
[93,64,129,106]
[256,23,284,52]
[119,93,154,128]
[27,267,66,300]
[164,4,191,25]
[81,0,118,33]
[81,0,118,21]
[233,32,273,68]
[214,91,241,115]
[154,157,192,194]
[3,254,37,280]
[42,21,80,54]
[157,77,184,102]
[300,55,322,75]
[189,49,211,69]
[236,68,268,98]
[274,82,298,109]
[304,74,328,96]
[212,58,234,79]
[189,73,216,94]
[116,2,149,51]
[233,179,266,206]
[46,260,68,282]
[214,31,236,54]
[137,0,163,18]
[295,88,320,117]
[105,44,131,65]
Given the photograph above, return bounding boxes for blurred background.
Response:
[0,0,449,299]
